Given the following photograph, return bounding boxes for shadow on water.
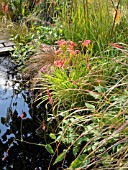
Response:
[0,56,71,170]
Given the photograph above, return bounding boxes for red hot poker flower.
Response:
[36,0,42,7]
[85,56,91,70]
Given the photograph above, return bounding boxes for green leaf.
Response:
[85,102,95,111]
[73,146,80,157]
[45,144,54,154]
[53,150,66,165]
[69,154,89,169]
[88,91,101,99]
[49,133,56,140]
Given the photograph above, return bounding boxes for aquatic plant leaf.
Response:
[49,133,56,140]
[53,150,66,165]
[45,144,54,154]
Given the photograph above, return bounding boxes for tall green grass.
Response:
[55,0,128,51]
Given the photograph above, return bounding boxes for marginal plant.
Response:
[34,39,128,169]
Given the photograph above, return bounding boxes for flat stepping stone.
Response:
[0,46,14,53]
[0,39,15,56]
[4,42,15,47]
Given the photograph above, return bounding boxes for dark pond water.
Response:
[0,56,71,170]
[0,57,49,169]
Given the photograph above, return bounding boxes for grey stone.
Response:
[0,44,4,48]
[4,42,15,47]
[0,39,8,44]
[0,46,14,53]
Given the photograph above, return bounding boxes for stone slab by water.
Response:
[0,39,15,56]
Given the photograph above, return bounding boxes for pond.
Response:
[0,56,70,170]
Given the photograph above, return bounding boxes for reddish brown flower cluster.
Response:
[33,0,42,7]
[42,120,45,130]
[55,39,78,56]
[82,40,91,47]
[54,59,66,68]
[86,56,91,71]
[1,2,9,13]
[46,87,53,105]
[21,111,25,119]
[54,39,80,68]
[110,42,123,49]
[54,39,92,69]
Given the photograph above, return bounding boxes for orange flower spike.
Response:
[86,56,89,63]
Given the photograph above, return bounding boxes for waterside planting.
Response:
[0,0,128,169]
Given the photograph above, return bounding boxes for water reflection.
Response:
[0,57,29,138]
[0,57,70,170]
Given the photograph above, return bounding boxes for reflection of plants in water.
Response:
[1,108,46,169]
[0,95,72,169]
